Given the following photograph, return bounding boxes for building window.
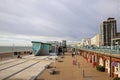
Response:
[114,62,120,74]
[99,58,103,66]
[115,66,119,73]
[105,60,109,69]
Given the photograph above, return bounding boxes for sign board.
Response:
[111,62,118,67]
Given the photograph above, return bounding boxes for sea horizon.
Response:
[0,46,32,53]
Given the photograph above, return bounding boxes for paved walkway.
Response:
[38,53,112,80]
[0,55,55,80]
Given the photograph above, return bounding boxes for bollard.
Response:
[78,62,80,68]
[83,69,85,78]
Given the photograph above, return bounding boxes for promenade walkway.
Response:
[0,55,55,80]
[38,53,112,80]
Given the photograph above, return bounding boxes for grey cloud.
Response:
[0,0,120,42]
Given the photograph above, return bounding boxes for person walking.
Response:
[58,47,62,55]
[62,47,64,56]
[72,52,74,57]
[72,48,76,58]
[73,58,77,65]
[93,61,97,68]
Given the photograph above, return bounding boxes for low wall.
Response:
[0,51,33,61]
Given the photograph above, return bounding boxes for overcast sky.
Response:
[0,0,120,45]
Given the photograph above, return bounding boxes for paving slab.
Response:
[0,55,56,80]
[0,59,27,70]
[0,59,18,65]
[0,60,39,80]
[38,53,112,80]
[9,61,52,80]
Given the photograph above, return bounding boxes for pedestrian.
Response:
[73,59,77,65]
[72,48,76,58]
[58,47,62,55]
[93,61,97,68]
[72,52,74,57]
[73,51,76,57]
[78,50,81,55]
[62,48,64,55]
[17,52,22,58]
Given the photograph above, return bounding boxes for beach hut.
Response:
[31,41,51,56]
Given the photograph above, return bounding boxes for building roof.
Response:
[31,41,51,45]
[107,17,115,20]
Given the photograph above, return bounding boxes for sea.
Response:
[0,46,32,53]
[0,40,32,53]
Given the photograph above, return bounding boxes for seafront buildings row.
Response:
[73,17,120,48]
[70,17,120,78]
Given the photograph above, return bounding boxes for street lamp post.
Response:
[110,39,113,79]
[116,41,119,54]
